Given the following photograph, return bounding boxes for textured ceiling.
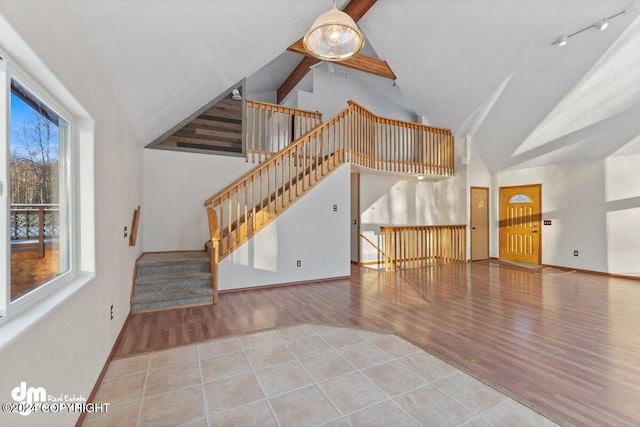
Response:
[68,0,640,172]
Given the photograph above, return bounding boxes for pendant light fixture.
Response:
[303,0,365,61]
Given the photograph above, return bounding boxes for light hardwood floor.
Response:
[115,263,640,427]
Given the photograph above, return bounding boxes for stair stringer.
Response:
[217,163,351,291]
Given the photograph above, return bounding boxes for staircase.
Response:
[131,99,455,313]
[131,251,214,313]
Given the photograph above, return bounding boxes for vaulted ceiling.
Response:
[68,0,640,172]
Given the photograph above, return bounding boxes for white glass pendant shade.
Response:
[303,7,365,61]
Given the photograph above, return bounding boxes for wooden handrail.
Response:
[245,100,323,163]
[380,225,466,271]
[348,100,451,134]
[245,100,322,118]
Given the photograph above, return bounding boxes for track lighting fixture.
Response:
[554,3,636,47]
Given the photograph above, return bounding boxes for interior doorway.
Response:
[470,187,489,261]
[499,184,542,265]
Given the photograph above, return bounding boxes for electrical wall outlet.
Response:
[333,204,338,212]
[544,220,552,225]
[296,260,301,267]
[124,226,128,238]
[110,304,114,320]
[574,250,579,257]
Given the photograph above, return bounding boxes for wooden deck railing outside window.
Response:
[10,203,60,258]
[380,225,467,271]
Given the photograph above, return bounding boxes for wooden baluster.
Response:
[429,129,434,175]
[400,124,404,173]
[314,132,319,182]
[450,133,455,175]
[225,195,231,253]
[279,149,284,208]
[251,175,256,232]
[245,102,250,162]
[257,106,263,162]
[439,130,444,176]
[302,139,307,191]
[288,148,293,203]
[267,162,273,214]
[243,182,248,238]
[236,185,240,242]
[390,122,395,172]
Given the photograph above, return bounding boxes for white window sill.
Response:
[0,272,95,354]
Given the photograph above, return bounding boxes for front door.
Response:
[499,184,541,265]
[470,187,489,261]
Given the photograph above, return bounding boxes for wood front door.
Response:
[499,184,541,265]
[470,187,489,261]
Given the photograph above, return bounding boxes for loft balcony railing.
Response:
[245,100,323,163]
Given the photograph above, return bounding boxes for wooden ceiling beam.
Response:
[342,0,378,21]
[277,0,390,104]
[277,56,320,104]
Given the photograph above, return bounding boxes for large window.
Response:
[1,55,74,315]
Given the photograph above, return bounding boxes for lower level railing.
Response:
[380,225,467,271]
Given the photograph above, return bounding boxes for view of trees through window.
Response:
[9,80,67,301]
[11,96,59,204]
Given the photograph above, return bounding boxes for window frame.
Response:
[0,50,78,318]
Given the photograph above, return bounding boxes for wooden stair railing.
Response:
[206,101,456,263]
[206,207,220,304]
[205,105,351,260]
[245,100,323,163]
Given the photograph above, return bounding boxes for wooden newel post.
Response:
[207,206,220,305]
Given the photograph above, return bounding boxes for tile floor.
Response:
[83,324,559,427]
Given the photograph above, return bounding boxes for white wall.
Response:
[493,155,640,276]
[142,149,254,251]
[0,3,142,426]
[296,64,417,122]
[219,164,351,290]
[468,139,492,188]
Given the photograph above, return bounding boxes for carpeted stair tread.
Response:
[132,287,213,304]
[137,251,209,267]
[135,271,211,287]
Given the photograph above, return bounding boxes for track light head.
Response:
[557,35,569,47]
[595,20,609,30]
